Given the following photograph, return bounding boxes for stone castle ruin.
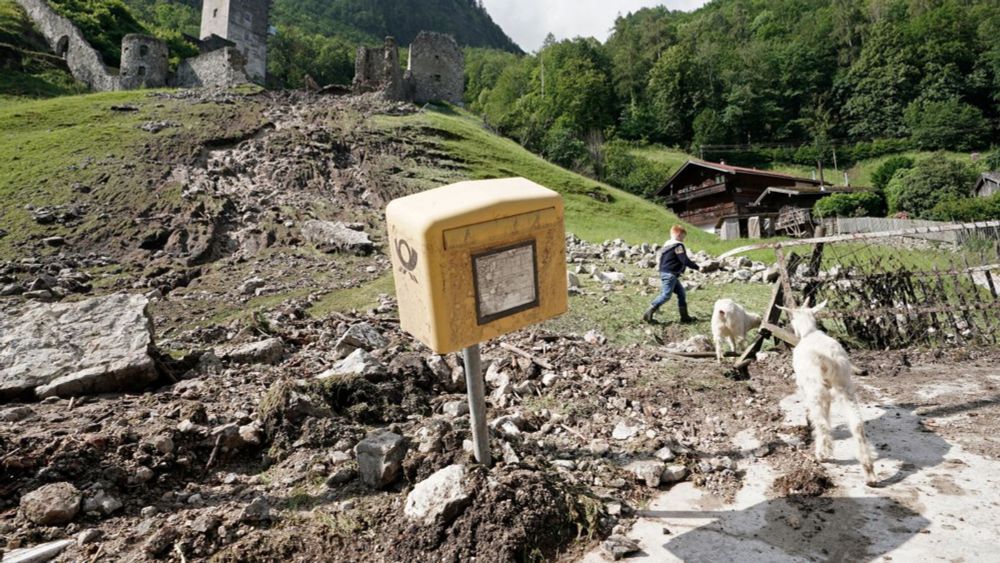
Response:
[353,32,464,105]
[14,0,269,91]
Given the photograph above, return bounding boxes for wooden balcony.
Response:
[663,182,727,203]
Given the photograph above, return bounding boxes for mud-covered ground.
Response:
[3,89,999,562]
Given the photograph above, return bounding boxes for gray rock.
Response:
[77,528,103,545]
[82,490,122,515]
[584,330,606,345]
[355,431,407,489]
[19,482,81,525]
[302,220,374,255]
[594,271,626,284]
[404,464,470,525]
[22,289,56,301]
[732,269,754,282]
[317,349,385,381]
[653,446,675,462]
[700,260,722,273]
[661,464,688,483]
[238,277,266,295]
[567,271,580,289]
[221,337,284,365]
[426,355,451,381]
[151,434,174,455]
[0,283,24,296]
[626,460,666,488]
[611,420,639,441]
[240,497,271,522]
[0,293,157,400]
[602,535,640,560]
[1,406,34,422]
[442,400,469,417]
[665,334,713,354]
[333,322,387,359]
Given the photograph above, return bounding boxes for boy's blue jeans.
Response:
[650,272,686,311]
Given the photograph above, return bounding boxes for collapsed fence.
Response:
[718,221,1000,374]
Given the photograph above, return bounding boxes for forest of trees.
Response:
[467,0,1000,174]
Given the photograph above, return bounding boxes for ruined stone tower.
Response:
[119,34,169,89]
[200,0,270,84]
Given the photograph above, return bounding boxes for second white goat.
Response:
[711,299,761,363]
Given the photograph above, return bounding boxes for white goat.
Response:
[780,301,877,485]
[712,299,761,363]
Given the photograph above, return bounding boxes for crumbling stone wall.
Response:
[352,37,406,101]
[14,0,117,91]
[352,33,464,105]
[119,34,168,89]
[174,47,249,88]
[407,32,464,104]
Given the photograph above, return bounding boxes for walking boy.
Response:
[643,225,700,324]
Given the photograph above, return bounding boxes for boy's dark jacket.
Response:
[658,240,700,275]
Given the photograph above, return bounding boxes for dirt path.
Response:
[583,365,1000,562]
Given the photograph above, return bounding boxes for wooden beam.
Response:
[761,322,799,347]
[717,220,1000,259]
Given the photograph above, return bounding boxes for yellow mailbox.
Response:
[385,178,568,354]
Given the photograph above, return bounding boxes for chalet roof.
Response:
[974,172,1000,186]
[656,159,820,197]
[752,185,861,207]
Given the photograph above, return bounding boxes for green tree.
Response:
[813,191,886,218]
[885,156,979,218]
[870,156,914,191]
[904,97,990,151]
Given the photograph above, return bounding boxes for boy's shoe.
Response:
[643,307,656,323]
[679,306,696,324]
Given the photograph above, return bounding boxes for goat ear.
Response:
[812,300,828,313]
[776,305,790,312]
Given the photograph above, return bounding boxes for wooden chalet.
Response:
[656,160,854,239]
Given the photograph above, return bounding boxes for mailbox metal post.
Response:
[462,344,491,467]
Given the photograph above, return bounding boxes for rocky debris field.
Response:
[3,89,998,562]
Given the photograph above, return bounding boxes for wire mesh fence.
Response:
[781,221,1000,349]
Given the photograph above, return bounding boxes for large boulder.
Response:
[404,464,470,525]
[355,431,407,489]
[19,482,81,525]
[0,293,157,400]
[221,337,284,365]
[302,220,374,255]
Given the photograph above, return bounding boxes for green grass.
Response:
[0,0,87,100]
[542,261,773,346]
[0,89,269,259]
[629,144,693,173]
[308,273,395,317]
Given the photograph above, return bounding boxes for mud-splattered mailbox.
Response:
[385,178,568,465]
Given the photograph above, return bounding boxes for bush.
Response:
[813,191,887,218]
[925,193,1000,222]
[601,140,673,198]
[870,156,914,191]
[885,156,978,218]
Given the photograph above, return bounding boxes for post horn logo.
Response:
[396,239,418,271]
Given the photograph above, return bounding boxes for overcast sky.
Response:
[480,0,709,52]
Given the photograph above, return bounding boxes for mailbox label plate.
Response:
[472,240,539,325]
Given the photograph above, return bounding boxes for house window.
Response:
[139,45,148,57]
[138,66,146,76]
[213,8,218,18]
[433,74,442,82]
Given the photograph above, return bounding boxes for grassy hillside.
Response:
[0,0,87,100]
[0,88,267,261]
[373,106,739,253]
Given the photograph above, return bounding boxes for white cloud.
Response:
[481,0,708,52]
